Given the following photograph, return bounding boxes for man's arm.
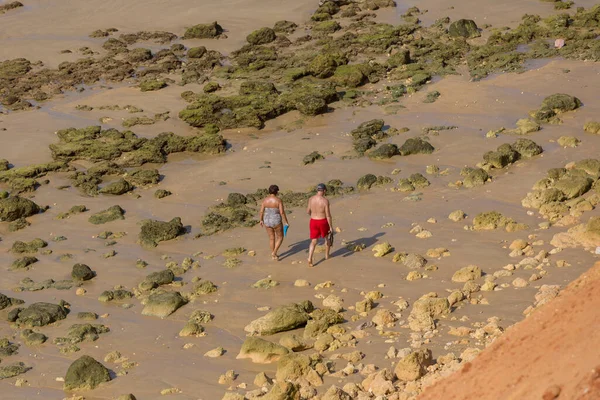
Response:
[325,200,332,230]
[306,197,312,216]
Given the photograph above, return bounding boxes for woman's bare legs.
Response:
[265,226,275,258]
[273,224,284,260]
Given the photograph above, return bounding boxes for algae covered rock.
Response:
[64,355,111,391]
[557,136,580,147]
[88,205,125,225]
[0,196,41,222]
[394,349,433,381]
[351,119,384,154]
[463,168,489,188]
[554,175,593,199]
[139,79,167,92]
[247,27,276,45]
[139,269,174,291]
[332,64,368,88]
[187,46,207,59]
[13,302,69,327]
[11,238,47,254]
[0,362,31,380]
[308,52,348,79]
[387,49,411,67]
[303,151,324,165]
[139,217,184,247]
[71,264,95,281]
[21,329,48,345]
[10,256,38,271]
[532,93,582,122]
[99,179,133,195]
[368,143,399,160]
[449,19,480,38]
[512,138,543,158]
[357,174,392,190]
[154,189,172,199]
[472,211,524,231]
[0,292,24,310]
[126,169,160,185]
[183,21,224,39]
[236,337,290,363]
[245,301,313,336]
[273,20,298,34]
[584,121,600,134]
[141,291,187,318]
[313,20,341,34]
[372,242,392,257]
[399,138,434,156]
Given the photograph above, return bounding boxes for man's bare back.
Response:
[307,184,333,267]
[307,195,329,220]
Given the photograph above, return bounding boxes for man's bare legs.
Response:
[307,238,318,267]
[325,242,331,260]
[273,224,284,261]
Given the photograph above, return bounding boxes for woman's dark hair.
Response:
[268,184,279,195]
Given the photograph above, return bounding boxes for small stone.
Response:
[204,347,225,358]
[294,279,310,287]
[512,278,529,288]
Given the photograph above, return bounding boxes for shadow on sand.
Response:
[279,232,386,262]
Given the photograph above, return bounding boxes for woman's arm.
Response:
[259,201,265,226]
[279,200,289,225]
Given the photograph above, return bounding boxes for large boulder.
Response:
[11,238,47,254]
[141,291,187,318]
[99,179,134,195]
[399,138,434,156]
[64,355,111,391]
[408,296,450,332]
[139,217,184,247]
[554,176,593,199]
[275,353,312,382]
[13,302,69,327]
[448,19,480,38]
[357,174,377,190]
[183,21,223,39]
[512,138,542,158]
[463,168,489,188]
[139,269,175,291]
[0,196,41,222]
[247,27,277,45]
[368,143,399,160]
[71,264,95,281]
[452,265,482,282]
[245,302,313,336]
[394,349,433,381]
[236,337,290,363]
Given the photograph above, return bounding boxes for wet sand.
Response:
[1,0,600,399]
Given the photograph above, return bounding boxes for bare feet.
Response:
[307,258,314,268]
[271,254,279,261]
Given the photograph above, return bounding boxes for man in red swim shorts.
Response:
[307,183,333,267]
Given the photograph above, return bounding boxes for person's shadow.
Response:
[278,232,385,261]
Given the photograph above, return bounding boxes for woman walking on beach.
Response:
[259,185,289,261]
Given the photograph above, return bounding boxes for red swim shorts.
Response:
[310,219,330,239]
